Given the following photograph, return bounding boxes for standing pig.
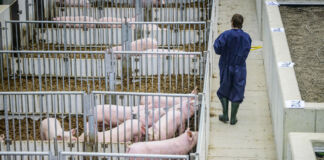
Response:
[40,118,77,140]
[92,104,164,132]
[140,87,198,108]
[148,110,184,141]
[133,108,166,128]
[53,16,97,28]
[127,129,198,160]
[56,0,90,7]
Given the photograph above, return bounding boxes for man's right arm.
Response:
[213,33,226,55]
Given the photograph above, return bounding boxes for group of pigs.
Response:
[40,88,198,156]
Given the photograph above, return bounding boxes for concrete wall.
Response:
[261,0,324,160]
[0,5,11,49]
[288,132,324,160]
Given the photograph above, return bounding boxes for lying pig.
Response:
[94,104,138,127]
[148,110,185,141]
[110,38,158,58]
[40,118,77,140]
[140,87,198,108]
[98,17,136,28]
[79,119,145,143]
[127,129,198,160]
[56,0,90,7]
[53,16,96,28]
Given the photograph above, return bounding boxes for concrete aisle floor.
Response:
[208,0,277,160]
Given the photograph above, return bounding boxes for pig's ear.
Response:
[187,130,193,141]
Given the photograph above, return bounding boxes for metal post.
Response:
[121,19,132,90]
[4,96,11,153]
[105,50,116,104]
[84,94,96,152]
[11,0,21,50]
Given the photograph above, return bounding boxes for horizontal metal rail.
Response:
[7,20,206,25]
[0,91,85,95]
[60,151,189,159]
[92,91,197,97]
[0,50,106,54]
[0,152,51,156]
[113,51,202,55]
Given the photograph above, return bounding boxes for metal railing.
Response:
[0,50,203,93]
[2,20,207,50]
[59,151,189,160]
[0,91,199,156]
[26,0,211,22]
[0,151,52,160]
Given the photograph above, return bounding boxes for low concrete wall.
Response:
[288,132,324,160]
[261,0,324,160]
[0,5,11,49]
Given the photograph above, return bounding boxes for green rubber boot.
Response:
[219,98,229,123]
[230,102,240,125]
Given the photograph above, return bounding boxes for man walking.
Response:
[213,14,252,125]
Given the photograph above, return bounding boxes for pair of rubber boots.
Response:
[219,98,240,125]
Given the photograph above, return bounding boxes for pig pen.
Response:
[0,91,200,159]
[26,0,211,22]
[279,6,324,102]
[0,0,213,159]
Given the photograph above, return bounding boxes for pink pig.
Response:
[175,100,197,121]
[56,0,90,7]
[111,38,158,51]
[148,109,185,141]
[98,119,145,143]
[94,104,145,127]
[133,108,166,128]
[79,119,145,143]
[94,104,164,129]
[40,118,77,140]
[53,16,97,28]
[98,17,136,28]
[127,129,198,160]
[140,87,198,108]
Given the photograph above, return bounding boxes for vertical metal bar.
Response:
[4,96,11,152]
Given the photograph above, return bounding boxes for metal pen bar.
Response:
[0,91,85,95]
[60,152,189,159]
[92,91,196,97]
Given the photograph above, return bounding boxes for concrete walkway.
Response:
[208,0,277,159]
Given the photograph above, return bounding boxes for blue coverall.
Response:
[213,29,252,103]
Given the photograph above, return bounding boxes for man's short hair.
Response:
[231,14,244,29]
